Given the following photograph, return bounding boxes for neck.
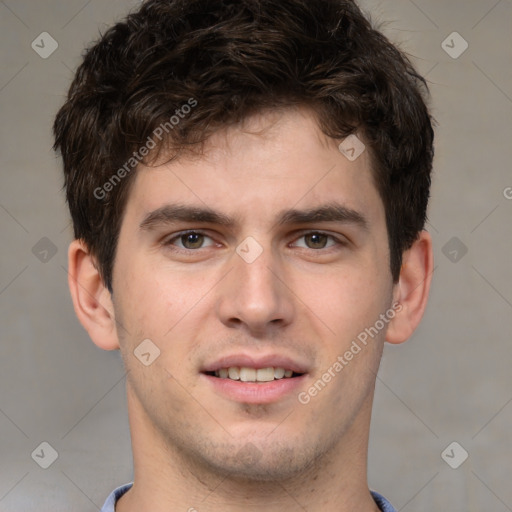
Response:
[116,383,380,512]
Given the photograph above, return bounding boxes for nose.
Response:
[215,242,295,336]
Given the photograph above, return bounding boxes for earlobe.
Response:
[67,239,120,350]
[385,230,434,344]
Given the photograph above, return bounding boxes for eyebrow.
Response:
[139,202,369,232]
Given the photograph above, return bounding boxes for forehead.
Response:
[124,107,385,230]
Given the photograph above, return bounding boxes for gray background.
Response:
[1,0,511,510]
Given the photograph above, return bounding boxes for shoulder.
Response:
[100,482,134,512]
[371,490,397,512]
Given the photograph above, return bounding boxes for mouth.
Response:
[200,354,309,404]
[204,366,305,382]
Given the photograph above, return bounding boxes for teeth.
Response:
[274,367,285,379]
[239,367,256,382]
[214,366,298,382]
[228,367,240,380]
[256,367,275,382]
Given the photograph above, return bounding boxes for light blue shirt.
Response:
[100,482,396,511]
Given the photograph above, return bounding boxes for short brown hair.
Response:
[54,0,435,292]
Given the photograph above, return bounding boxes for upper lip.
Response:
[201,353,310,374]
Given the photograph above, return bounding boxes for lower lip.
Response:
[201,373,307,404]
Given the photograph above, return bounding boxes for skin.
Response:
[68,107,433,511]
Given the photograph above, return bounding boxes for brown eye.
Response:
[304,233,329,249]
[180,232,205,249]
[292,232,341,250]
[166,231,215,250]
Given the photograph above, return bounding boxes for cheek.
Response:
[303,262,391,345]
[115,257,213,346]
[113,256,170,338]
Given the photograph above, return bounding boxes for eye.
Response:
[292,232,342,250]
[165,231,216,250]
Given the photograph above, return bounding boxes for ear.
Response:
[67,239,120,350]
[385,230,434,344]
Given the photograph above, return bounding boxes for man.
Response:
[53,0,434,510]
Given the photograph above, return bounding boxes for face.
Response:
[111,107,397,481]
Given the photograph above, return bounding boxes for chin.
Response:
[195,440,323,483]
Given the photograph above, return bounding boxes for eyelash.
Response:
[163,230,347,252]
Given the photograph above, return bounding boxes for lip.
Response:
[201,353,310,374]
[201,372,308,404]
[200,352,310,404]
